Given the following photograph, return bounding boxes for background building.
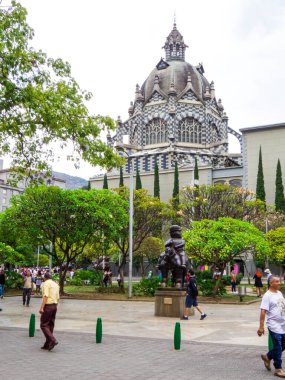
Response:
[240,122,285,206]
[90,23,243,200]
[0,159,66,211]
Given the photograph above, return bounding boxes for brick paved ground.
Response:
[1,327,273,380]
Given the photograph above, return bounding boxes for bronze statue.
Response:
[157,225,188,288]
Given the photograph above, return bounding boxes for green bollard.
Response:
[29,313,35,337]
[174,322,181,350]
[268,330,273,351]
[96,317,102,343]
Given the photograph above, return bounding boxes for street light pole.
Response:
[115,142,141,298]
[128,157,134,298]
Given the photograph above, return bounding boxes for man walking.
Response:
[181,269,207,320]
[258,276,285,378]
[39,272,60,351]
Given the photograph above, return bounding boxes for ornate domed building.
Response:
[91,23,243,200]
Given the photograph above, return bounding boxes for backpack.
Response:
[188,277,198,297]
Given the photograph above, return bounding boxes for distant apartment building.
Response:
[0,160,66,211]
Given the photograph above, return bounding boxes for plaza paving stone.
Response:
[0,296,274,379]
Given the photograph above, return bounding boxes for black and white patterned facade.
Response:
[107,23,242,182]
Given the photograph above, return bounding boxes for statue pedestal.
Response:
[154,288,194,318]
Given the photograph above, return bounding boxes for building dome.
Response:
[141,60,210,103]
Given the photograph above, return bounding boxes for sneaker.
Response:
[180,316,189,320]
[261,354,271,371]
[274,368,285,378]
[200,314,207,320]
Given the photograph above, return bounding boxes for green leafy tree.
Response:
[184,217,269,296]
[180,184,268,228]
[173,161,179,201]
[136,168,142,190]
[267,227,285,266]
[103,173,108,189]
[154,161,160,199]
[134,237,164,277]
[194,157,199,186]
[275,159,285,212]
[113,188,170,285]
[6,186,128,294]
[119,167,124,187]
[0,2,123,179]
[256,146,266,202]
[0,242,24,266]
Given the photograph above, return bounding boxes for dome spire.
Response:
[163,22,188,62]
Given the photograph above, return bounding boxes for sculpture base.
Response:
[154,288,194,318]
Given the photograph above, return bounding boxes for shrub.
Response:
[74,269,103,285]
[133,277,161,296]
[222,273,243,286]
[197,279,226,296]
[5,271,23,289]
[194,270,226,296]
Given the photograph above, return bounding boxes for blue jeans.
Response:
[0,284,4,297]
[267,329,285,369]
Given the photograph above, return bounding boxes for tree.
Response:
[6,186,128,294]
[103,173,108,189]
[184,217,269,296]
[0,242,24,266]
[154,161,160,199]
[136,168,142,190]
[113,188,170,285]
[173,161,179,202]
[134,237,164,277]
[256,146,266,202]
[194,157,199,186]
[267,227,285,266]
[275,159,285,212]
[119,167,124,187]
[0,2,123,179]
[180,184,268,228]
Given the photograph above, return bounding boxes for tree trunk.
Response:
[59,264,68,296]
[118,253,126,290]
[140,257,145,278]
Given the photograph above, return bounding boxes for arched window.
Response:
[229,179,242,187]
[178,117,202,144]
[145,119,168,145]
[212,123,219,143]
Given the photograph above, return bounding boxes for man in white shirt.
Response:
[257,276,285,378]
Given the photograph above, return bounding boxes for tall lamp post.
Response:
[116,143,140,298]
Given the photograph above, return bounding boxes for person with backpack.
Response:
[181,269,207,321]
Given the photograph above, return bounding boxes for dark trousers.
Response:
[40,304,58,347]
[267,329,285,369]
[23,288,31,305]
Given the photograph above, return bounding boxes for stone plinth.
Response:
[154,288,194,318]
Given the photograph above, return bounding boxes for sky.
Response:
[3,0,285,179]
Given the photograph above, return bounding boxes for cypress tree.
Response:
[103,173,108,189]
[136,168,142,190]
[154,161,160,199]
[194,157,199,187]
[275,159,285,212]
[256,146,266,202]
[119,166,124,187]
[173,161,179,202]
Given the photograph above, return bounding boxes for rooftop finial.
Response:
[173,11,176,29]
